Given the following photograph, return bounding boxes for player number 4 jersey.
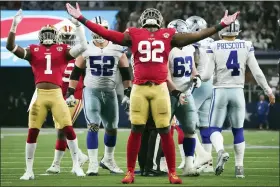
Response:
[127,27,176,85]
[82,41,126,89]
[207,39,255,88]
[29,44,70,87]
[169,45,195,94]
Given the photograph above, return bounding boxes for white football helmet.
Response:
[139,8,163,28]
[58,25,76,46]
[167,19,189,33]
[91,16,109,43]
[38,25,58,45]
[219,20,241,37]
[185,16,207,33]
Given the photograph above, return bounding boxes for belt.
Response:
[140,81,158,86]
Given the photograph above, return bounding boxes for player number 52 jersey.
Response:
[169,45,195,94]
[82,41,125,89]
[207,39,254,88]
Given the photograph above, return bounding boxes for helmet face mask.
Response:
[58,25,76,46]
[185,16,207,33]
[219,20,241,38]
[139,8,163,28]
[91,16,109,44]
[167,19,190,33]
[38,25,58,45]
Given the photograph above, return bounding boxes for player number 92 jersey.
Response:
[169,45,195,94]
[29,44,70,87]
[82,41,125,90]
[126,27,176,85]
[207,39,254,88]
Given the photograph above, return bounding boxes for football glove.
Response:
[193,75,202,88]
[171,90,188,105]
[220,10,240,28]
[66,2,82,19]
[11,9,23,33]
[122,87,132,112]
[66,95,76,107]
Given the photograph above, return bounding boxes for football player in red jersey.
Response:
[6,7,87,180]
[66,3,239,184]
[46,25,88,174]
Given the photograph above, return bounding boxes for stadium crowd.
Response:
[1,1,280,50]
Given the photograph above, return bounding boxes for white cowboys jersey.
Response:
[83,41,125,89]
[169,45,195,94]
[203,39,271,94]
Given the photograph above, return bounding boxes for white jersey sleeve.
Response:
[169,46,195,94]
[207,39,251,88]
[246,42,272,95]
[83,42,124,89]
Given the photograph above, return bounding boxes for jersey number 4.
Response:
[89,56,115,76]
[138,41,164,63]
[226,50,240,76]
[173,56,192,77]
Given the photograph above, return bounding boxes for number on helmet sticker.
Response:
[138,40,165,63]
[44,54,52,74]
[173,56,193,77]
[226,50,240,76]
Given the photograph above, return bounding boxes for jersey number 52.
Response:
[89,56,115,76]
[226,50,240,76]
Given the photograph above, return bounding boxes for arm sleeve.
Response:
[200,47,215,81]
[69,25,87,58]
[78,16,125,45]
[247,52,272,96]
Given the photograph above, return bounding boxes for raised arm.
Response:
[66,2,131,46]
[171,10,240,47]
[66,18,88,60]
[6,9,31,61]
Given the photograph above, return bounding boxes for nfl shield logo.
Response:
[34,47,39,52]
[57,47,63,51]
[163,33,170,38]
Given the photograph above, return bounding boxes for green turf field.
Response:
[1,129,279,186]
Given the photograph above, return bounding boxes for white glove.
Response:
[121,96,130,112]
[66,95,76,107]
[66,2,82,19]
[220,10,240,27]
[193,75,202,88]
[11,9,23,33]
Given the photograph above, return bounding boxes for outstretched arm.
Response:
[6,9,31,61]
[171,10,240,47]
[66,3,131,46]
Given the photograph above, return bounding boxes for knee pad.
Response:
[88,123,99,132]
[57,129,66,140]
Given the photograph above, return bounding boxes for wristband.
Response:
[215,24,224,31]
[195,74,201,79]
[66,87,75,98]
[12,45,18,53]
[78,16,88,25]
[124,87,132,98]
[10,24,17,33]
[171,89,182,99]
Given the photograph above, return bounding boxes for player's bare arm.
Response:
[171,10,240,47]
[6,9,31,61]
[247,54,275,104]
[66,2,132,46]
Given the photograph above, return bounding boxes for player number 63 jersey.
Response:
[82,41,125,89]
[169,45,195,94]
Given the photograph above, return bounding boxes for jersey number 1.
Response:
[226,50,240,76]
[44,54,52,74]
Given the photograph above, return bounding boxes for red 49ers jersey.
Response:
[61,59,84,99]
[127,27,176,85]
[29,44,70,87]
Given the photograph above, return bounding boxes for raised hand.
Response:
[66,2,82,19]
[220,10,240,27]
[13,9,23,27]
[268,93,275,105]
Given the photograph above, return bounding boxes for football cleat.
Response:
[177,161,185,169]
[78,152,89,167]
[86,161,99,176]
[215,150,229,176]
[202,161,214,173]
[121,171,134,184]
[160,157,168,173]
[46,164,60,174]
[100,157,124,174]
[168,172,182,184]
[20,171,35,180]
[193,153,212,169]
[71,165,85,177]
[182,167,200,177]
[235,166,245,178]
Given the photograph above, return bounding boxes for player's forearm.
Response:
[191,61,199,77]
[122,80,131,89]
[69,25,87,58]
[6,32,16,51]
[69,65,84,91]
[77,15,125,45]
[69,80,79,90]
